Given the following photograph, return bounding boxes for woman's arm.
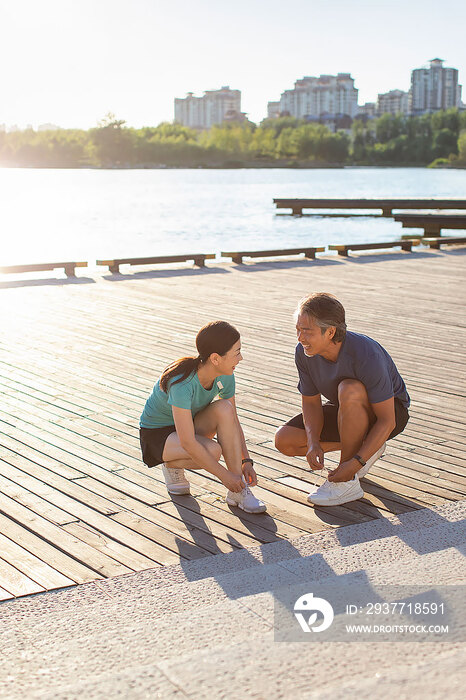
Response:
[172,405,242,490]
[227,396,257,486]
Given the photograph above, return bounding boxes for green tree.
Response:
[90,113,135,166]
[432,128,458,159]
[351,119,376,162]
[457,130,466,163]
[375,113,406,143]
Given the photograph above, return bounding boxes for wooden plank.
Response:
[0,454,131,515]
[0,262,87,277]
[0,557,45,597]
[0,513,104,584]
[0,586,13,602]
[221,247,325,263]
[72,475,240,555]
[157,499,281,546]
[96,253,216,273]
[0,533,74,591]
[423,236,466,248]
[62,521,161,571]
[110,511,226,559]
[273,198,466,215]
[0,474,80,526]
[329,240,420,255]
[394,214,466,235]
[0,481,189,567]
[0,496,129,578]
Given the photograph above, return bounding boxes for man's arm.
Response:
[357,397,396,463]
[328,397,396,482]
[302,393,325,469]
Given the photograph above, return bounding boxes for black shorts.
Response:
[139,425,177,467]
[284,398,409,442]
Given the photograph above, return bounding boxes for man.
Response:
[275,292,410,506]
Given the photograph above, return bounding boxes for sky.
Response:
[1,0,465,129]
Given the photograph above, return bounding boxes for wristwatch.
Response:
[242,458,254,466]
[353,454,366,467]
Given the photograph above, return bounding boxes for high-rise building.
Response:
[267,101,281,119]
[357,102,376,119]
[38,123,62,131]
[278,73,358,119]
[411,59,462,114]
[174,86,242,129]
[377,90,409,116]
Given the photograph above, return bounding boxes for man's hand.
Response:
[306,442,325,470]
[328,459,359,482]
[242,462,258,486]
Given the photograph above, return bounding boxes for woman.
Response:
[139,320,266,514]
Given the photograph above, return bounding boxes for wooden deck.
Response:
[0,248,465,600]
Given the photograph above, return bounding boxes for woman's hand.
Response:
[242,462,258,486]
[222,471,244,493]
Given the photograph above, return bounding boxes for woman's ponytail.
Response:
[160,356,201,393]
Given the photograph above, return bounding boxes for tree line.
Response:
[352,108,466,166]
[0,110,465,168]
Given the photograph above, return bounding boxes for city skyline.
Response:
[2,0,465,129]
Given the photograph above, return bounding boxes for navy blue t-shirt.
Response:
[295,331,410,408]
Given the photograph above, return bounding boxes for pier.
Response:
[0,247,465,600]
[273,197,466,216]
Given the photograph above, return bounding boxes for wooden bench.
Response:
[328,239,421,257]
[221,246,325,264]
[96,253,216,273]
[422,236,466,249]
[393,214,466,236]
[0,262,87,277]
[273,198,466,217]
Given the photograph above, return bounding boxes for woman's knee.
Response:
[338,378,368,404]
[209,398,235,423]
[194,399,235,438]
[216,398,235,413]
[206,439,222,461]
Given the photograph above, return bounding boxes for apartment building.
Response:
[411,58,462,113]
[267,101,281,119]
[278,73,358,119]
[174,86,242,129]
[377,89,409,116]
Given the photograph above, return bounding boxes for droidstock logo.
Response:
[294,593,334,633]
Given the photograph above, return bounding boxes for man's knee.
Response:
[275,425,301,456]
[338,378,368,405]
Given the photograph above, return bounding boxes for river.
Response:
[1,167,465,265]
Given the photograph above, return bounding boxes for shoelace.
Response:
[171,469,186,483]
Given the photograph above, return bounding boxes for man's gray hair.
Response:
[295,292,347,343]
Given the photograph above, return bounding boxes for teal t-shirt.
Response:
[140,372,236,428]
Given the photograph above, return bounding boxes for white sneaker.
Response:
[307,475,363,506]
[162,464,190,495]
[226,484,267,513]
[357,442,386,478]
